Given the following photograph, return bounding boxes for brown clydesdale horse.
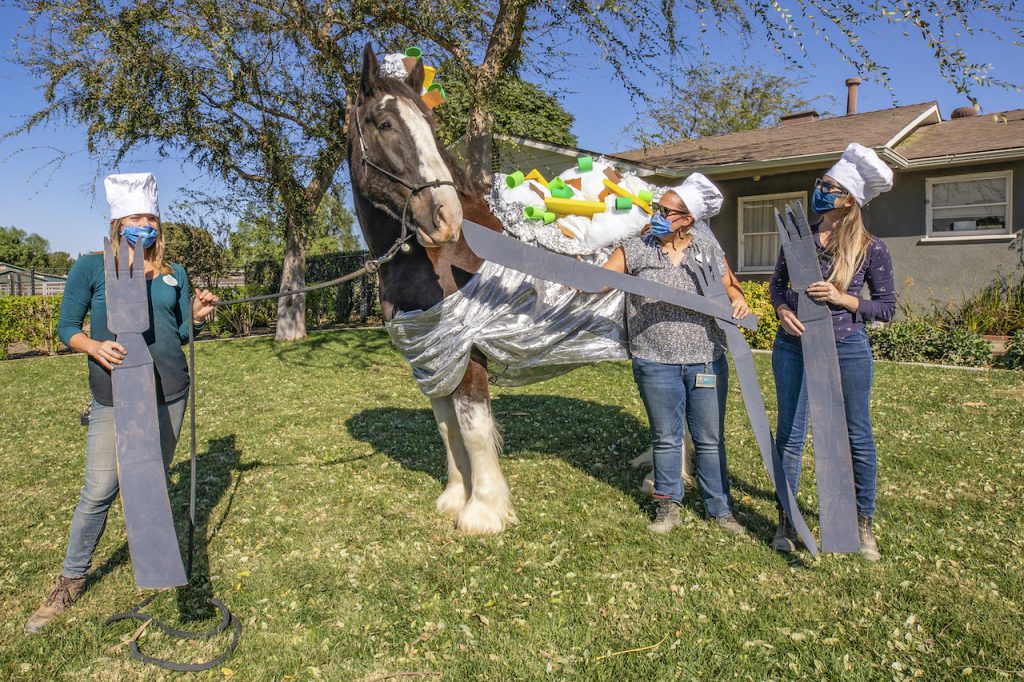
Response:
[348,45,516,534]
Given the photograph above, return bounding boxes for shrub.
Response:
[931,325,992,366]
[1000,330,1024,370]
[740,280,777,350]
[203,286,274,337]
[869,321,992,367]
[0,295,63,358]
[868,321,937,363]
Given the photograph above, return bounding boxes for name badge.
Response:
[162,274,178,287]
[695,373,717,389]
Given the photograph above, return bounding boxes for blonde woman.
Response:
[769,144,896,560]
[25,173,218,634]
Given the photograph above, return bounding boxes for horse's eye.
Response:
[378,120,392,131]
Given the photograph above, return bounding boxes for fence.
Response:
[0,269,68,296]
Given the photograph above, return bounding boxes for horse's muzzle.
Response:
[416,189,463,247]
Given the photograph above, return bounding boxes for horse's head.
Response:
[350,44,463,248]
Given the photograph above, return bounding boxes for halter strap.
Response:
[353,107,457,254]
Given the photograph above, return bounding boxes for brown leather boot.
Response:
[772,509,798,553]
[858,514,881,562]
[25,575,87,634]
[647,498,682,533]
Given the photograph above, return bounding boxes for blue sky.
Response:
[1,5,1021,258]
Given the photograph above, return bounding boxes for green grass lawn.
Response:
[1,329,1022,680]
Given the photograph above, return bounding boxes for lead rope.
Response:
[107,106,449,670]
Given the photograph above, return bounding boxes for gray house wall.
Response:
[712,161,1023,310]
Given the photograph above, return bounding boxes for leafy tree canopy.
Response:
[0,225,74,272]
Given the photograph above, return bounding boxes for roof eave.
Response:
[900,147,1024,168]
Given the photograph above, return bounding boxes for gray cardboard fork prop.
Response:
[773,204,860,553]
[687,248,818,556]
[104,237,187,588]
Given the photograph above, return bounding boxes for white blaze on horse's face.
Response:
[393,97,463,247]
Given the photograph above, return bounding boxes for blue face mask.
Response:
[649,212,674,239]
[812,187,838,214]
[122,225,159,249]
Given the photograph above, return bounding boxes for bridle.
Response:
[353,100,458,256]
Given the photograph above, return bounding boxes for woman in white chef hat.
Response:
[25,173,219,634]
[769,143,897,561]
[603,172,750,536]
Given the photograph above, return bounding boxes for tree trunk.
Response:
[466,107,495,186]
[275,215,307,342]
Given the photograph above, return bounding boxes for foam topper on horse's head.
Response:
[352,43,463,248]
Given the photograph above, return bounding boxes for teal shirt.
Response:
[57,253,194,406]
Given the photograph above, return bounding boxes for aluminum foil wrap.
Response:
[386,259,627,399]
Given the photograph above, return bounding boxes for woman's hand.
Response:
[806,280,845,306]
[89,339,127,370]
[777,305,805,337]
[730,296,750,320]
[192,288,219,324]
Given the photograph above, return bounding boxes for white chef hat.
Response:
[826,143,893,206]
[104,172,160,221]
[669,172,724,221]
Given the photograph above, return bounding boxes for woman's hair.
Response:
[825,197,872,292]
[108,217,173,276]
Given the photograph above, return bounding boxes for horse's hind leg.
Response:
[431,395,470,518]
[451,356,517,534]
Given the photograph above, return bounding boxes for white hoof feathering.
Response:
[637,439,696,495]
[452,397,518,534]
[431,397,471,518]
[436,483,468,518]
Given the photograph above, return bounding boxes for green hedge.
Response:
[740,280,778,351]
[868,321,993,367]
[0,295,63,359]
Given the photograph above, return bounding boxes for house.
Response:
[0,262,68,296]
[494,82,1023,308]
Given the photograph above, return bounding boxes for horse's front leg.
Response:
[450,354,518,534]
[430,395,471,518]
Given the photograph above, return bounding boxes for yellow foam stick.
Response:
[422,65,437,90]
[602,178,653,214]
[544,197,606,217]
[525,169,549,188]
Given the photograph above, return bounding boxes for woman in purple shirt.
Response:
[769,143,896,561]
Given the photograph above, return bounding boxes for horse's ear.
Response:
[404,58,425,92]
[360,43,380,99]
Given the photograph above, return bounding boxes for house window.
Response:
[738,192,806,272]
[926,171,1012,237]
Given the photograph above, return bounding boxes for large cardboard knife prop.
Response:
[461,220,757,331]
[104,238,187,588]
[686,249,818,556]
[773,205,860,553]
[462,220,820,550]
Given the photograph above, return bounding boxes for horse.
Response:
[347,44,516,535]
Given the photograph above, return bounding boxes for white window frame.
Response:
[737,191,807,274]
[925,170,1013,239]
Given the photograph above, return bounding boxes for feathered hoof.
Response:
[436,483,468,519]
[630,446,654,470]
[456,498,517,535]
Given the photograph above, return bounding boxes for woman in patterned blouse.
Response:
[769,143,896,561]
[603,173,751,536]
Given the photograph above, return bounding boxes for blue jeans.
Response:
[631,354,733,517]
[772,329,878,517]
[61,397,186,578]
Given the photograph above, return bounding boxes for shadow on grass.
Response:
[347,393,652,509]
[89,433,255,622]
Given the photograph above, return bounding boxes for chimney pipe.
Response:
[846,77,862,116]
